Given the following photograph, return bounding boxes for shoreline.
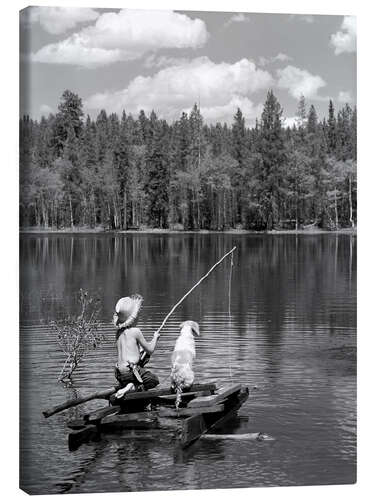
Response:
[19,227,357,235]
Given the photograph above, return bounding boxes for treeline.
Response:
[20,90,356,231]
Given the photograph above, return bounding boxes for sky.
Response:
[19,7,356,127]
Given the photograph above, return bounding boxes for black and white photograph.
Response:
[19,4,357,495]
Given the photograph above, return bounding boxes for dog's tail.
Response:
[175,386,182,409]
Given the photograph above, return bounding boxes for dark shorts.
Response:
[115,366,159,391]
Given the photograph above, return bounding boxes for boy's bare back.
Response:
[117,328,141,371]
[116,327,160,373]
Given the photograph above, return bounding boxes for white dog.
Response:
[170,320,200,408]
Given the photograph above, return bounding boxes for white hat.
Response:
[114,294,143,328]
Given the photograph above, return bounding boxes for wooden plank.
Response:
[187,384,242,408]
[178,414,208,448]
[112,383,217,405]
[209,388,249,432]
[43,386,118,418]
[156,390,211,403]
[159,404,225,418]
[100,412,158,430]
[67,418,87,430]
[68,425,99,451]
[178,387,249,448]
[109,388,170,405]
[85,406,120,424]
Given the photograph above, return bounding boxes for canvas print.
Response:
[19,7,356,495]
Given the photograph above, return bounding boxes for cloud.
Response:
[282,116,299,128]
[143,54,189,69]
[258,53,293,67]
[338,91,353,103]
[225,13,250,27]
[288,14,315,24]
[21,7,99,35]
[258,56,268,67]
[331,16,356,55]
[299,15,314,24]
[31,9,209,68]
[39,104,54,116]
[84,57,273,124]
[198,97,262,125]
[277,65,326,100]
[275,53,292,62]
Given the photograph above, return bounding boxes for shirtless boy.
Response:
[113,294,160,399]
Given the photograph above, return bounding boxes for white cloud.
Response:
[225,13,250,27]
[331,16,356,55]
[288,14,315,24]
[275,53,292,62]
[258,56,268,67]
[300,15,314,24]
[277,65,326,100]
[31,9,209,68]
[258,53,293,66]
[84,57,273,124]
[143,54,189,69]
[39,104,54,116]
[22,7,99,35]
[338,91,353,103]
[282,116,299,128]
[198,97,262,125]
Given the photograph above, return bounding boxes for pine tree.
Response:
[327,100,336,155]
[186,103,207,229]
[258,91,287,229]
[296,95,307,127]
[307,105,318,135]
[145,115,170,228]
[189,103,205,167]
[95,110,109,163]
[52,90,84,157]
[231,108,249,225]
[170,111,191,228]
[138,110,151,145]
[60,123,83,228]
[336,104,353,161]
[112,112,131,229]
[350,106,357,160]
[57,90,84,137]
[295,95,308,146]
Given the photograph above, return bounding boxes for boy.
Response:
[113,294,160,399]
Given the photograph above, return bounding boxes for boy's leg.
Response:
[139,369,159,390]
[115,382,135,399]
[114,368,136,399]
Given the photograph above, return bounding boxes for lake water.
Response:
[19,233,356,494]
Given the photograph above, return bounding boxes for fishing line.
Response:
[227,250,234,381]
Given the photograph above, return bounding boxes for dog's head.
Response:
[179,320,200,337]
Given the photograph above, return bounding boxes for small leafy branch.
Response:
[51,289,103,381]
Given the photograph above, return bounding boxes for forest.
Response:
[19,90,356,231]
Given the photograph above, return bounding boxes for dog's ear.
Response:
[191,322,200,337]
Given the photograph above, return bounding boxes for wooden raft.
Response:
[66,383,248,451]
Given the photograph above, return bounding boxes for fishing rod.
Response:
[139,245,237,370]
[155,246,237,336]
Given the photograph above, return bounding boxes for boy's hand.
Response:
[113,313,119,327]
[153,331,160,340]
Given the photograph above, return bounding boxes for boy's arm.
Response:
[135,329,160,354]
